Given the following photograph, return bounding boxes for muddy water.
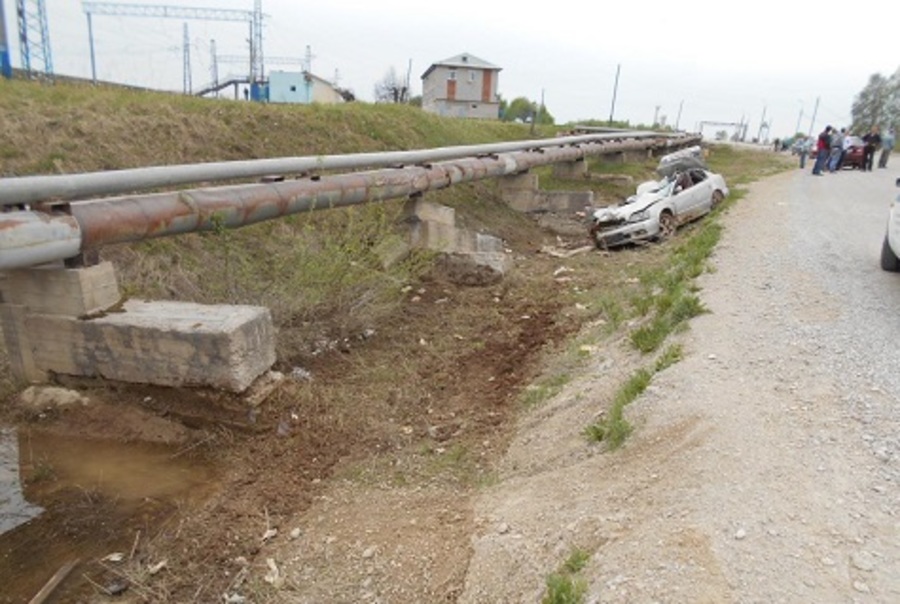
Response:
[0,426,219,603]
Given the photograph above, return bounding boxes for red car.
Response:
[840,136,865,169]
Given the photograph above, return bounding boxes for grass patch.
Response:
[655,344,684,372]
[542,548,591,604]
[586,342,685,449]
[521,373,572,408]
[626,221,719,354]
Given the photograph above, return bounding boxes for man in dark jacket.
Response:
[862,126,881,172]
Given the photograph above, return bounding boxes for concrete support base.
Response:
[0,262,276,392]
[552,158,588,180]
[404,197,511,285]
[498,172,595,214]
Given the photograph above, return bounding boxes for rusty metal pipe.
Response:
[69,141,631,249]
[0,131,680,207]
[0,135,701,268]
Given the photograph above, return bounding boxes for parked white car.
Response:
[880,177,900,272]
[589,162,729,249]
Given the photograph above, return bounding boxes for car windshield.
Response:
[619,177,673,206]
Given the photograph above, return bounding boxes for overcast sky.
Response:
[5,0,899,141]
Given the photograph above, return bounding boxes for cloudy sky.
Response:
[5,0,898,140]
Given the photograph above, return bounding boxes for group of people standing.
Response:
[801,124,896,175]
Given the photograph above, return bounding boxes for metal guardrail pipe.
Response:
[74,138,679,248]
[0,131,679,207]
[0,134,701,269]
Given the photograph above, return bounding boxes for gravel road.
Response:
[459,160,900,603]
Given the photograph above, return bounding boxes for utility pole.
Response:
[404,57,412,103]
[209,39,218,96]
[757,106,767,142]
[0,0,12,78]
[251,0,263,82]
[608,63,620,126]
[182,22,191,94]
[675,100,684,131]
[795,106,803,135]
[653,105,660,127]
[807,96,820,137]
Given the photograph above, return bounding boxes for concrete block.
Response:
[409,220,457,253]
[29,300,276,392]
[552,159,588,179]
[0,262,120,317]
[0,303,47,382]
[498,173,541,212]
[539,190,595,213]
[498,172,538,192]
[404,198,456,226]
[454,231,505,255]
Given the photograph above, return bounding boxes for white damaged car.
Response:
[880,177,900,272]
[589,153,729,249]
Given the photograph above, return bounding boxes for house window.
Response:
[468,71,476,83]
[449,70,457,81]
[290,85,297,92]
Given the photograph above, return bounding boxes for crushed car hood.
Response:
[592,182,666,221]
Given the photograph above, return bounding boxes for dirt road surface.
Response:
[453,164,900,602]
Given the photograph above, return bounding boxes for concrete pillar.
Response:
[0,262,276,392]
[552,158,588,180]
[403,196,511,284]
[404,197,458,253]
[497,172,541,212]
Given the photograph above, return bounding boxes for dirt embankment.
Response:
[2,79,801,602]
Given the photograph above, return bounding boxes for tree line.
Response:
[852,69,900,133]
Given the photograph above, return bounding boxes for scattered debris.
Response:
[147,560,168,576]
[19,386,89,412]
[262,527,278,542]
[540,245,593,258]
[28,559,79,604]
[263,558,283,587]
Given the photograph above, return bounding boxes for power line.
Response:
[82,1,264,85]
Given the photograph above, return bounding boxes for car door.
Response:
[672,171,707,222]
[687,170,714,217]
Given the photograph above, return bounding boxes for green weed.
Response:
[655,344,684,372]
[542,548,591,604]
[521,373,571,408]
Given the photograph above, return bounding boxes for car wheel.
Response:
[658,212,677,241]
[880,234,900,272]
[711,190,724,209]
